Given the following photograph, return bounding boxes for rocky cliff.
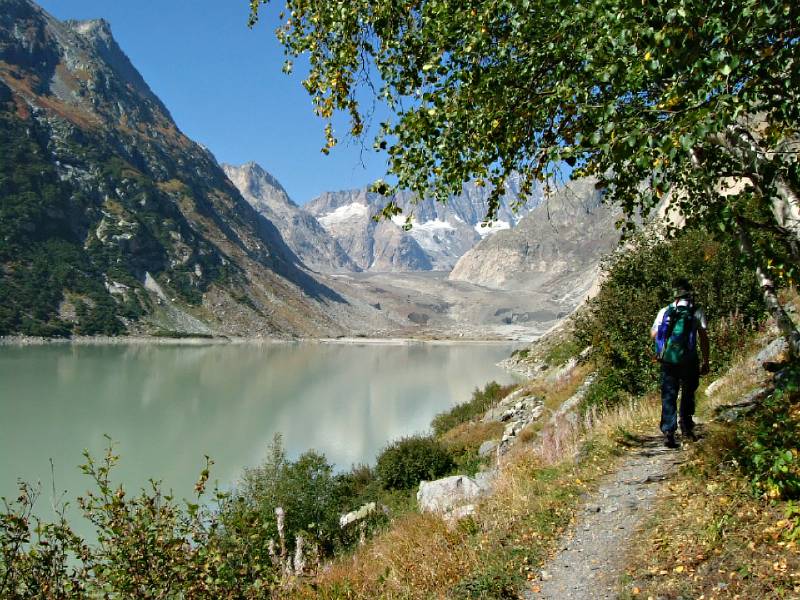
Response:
[449,178,620,305]
[222,162,359,273]
[0,0,346,337]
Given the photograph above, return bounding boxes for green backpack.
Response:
[654,304,698,365]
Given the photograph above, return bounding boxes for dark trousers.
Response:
[660,362,699,434]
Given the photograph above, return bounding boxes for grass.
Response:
[290,327,799,599]
[618,427,800,599]
[542,337,583,368]
[431,382,517,436]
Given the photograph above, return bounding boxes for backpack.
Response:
[654,304,697,365]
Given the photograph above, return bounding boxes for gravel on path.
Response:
[525,435,686,599]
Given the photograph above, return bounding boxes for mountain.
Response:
[449,178,620,304]
[0,0,346,337]
[305,174,542,272]
[222,162,359,273]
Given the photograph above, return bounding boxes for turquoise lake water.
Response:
[0,341,518,522]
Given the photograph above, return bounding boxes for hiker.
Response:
[650,278,710,448]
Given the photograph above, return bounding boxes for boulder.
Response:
[417,475,488,514]
[755,338,788,365]
[478,439,499,457]
[714,387,771,423]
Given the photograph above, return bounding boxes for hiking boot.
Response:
[664,431,678,449]
[681,420,697,441]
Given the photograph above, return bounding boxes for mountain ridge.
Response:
[0,0,348,338]
[222,161,360,273]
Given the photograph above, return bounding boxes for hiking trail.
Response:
[525,433,687,599]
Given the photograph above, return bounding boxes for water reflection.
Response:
[1,342,518,509]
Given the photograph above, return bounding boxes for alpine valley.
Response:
[0,0,619,341]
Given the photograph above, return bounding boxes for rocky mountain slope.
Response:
[305,175,542,272]
[0,0,348,337]
[222,162,358,273]
[449,178,620,306]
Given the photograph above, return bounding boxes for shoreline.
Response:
[0,333,536,348]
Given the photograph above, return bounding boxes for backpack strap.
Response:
[663,306,679,341]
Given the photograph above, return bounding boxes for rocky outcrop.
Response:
[449,178,620,304]
[340,502,381,528]
[417,475,490,515]
[223,162,359,273]
[482,387,546,455]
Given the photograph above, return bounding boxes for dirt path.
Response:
[525,434,687,599]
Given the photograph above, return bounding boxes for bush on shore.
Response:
[375,435,455,490]
[431,381,516,436]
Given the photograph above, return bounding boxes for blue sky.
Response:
[37,0,388,204]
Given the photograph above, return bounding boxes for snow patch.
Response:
[391,216,455,232]
[417,218,455,232]
[474,220,511,237]
[390,215,409,228]
[318,203,369,230]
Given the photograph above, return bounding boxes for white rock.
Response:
[445,504,476,522]
[705,378,724,397]
[755,337,787,364]
[417,475,488,514]
[339,501,377,528]
[478,439,499,457]
[144,271,167,301]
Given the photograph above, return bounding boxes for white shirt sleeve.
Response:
[695,307,708,330]
[651,306,668,337]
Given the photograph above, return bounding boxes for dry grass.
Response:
[617,333,800,599]
[700,330,777,414]
[619,426,800,599]
[529,362,596,414]
[287,326,795,600]
[296,512,478,599]
[291,318,796,599]
[296,449,614,599]
[441,420,504,450]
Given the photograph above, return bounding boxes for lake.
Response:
[0,341,518,520]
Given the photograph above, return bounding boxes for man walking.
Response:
[650,278,710,448]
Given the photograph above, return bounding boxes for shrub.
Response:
[218,436,352,557]
[0,438,400,599]
[0,443,272,599]
[332,463,381,511]
[375,435,455,490]
[431,381,515,436]
[733,368,800,500]
[543,337,582,367]
[575,227,765,408]
[451,562,519,599]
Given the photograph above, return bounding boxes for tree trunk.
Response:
[735,216,800,358]
[688,147,800,357]
[724,125,800,247]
